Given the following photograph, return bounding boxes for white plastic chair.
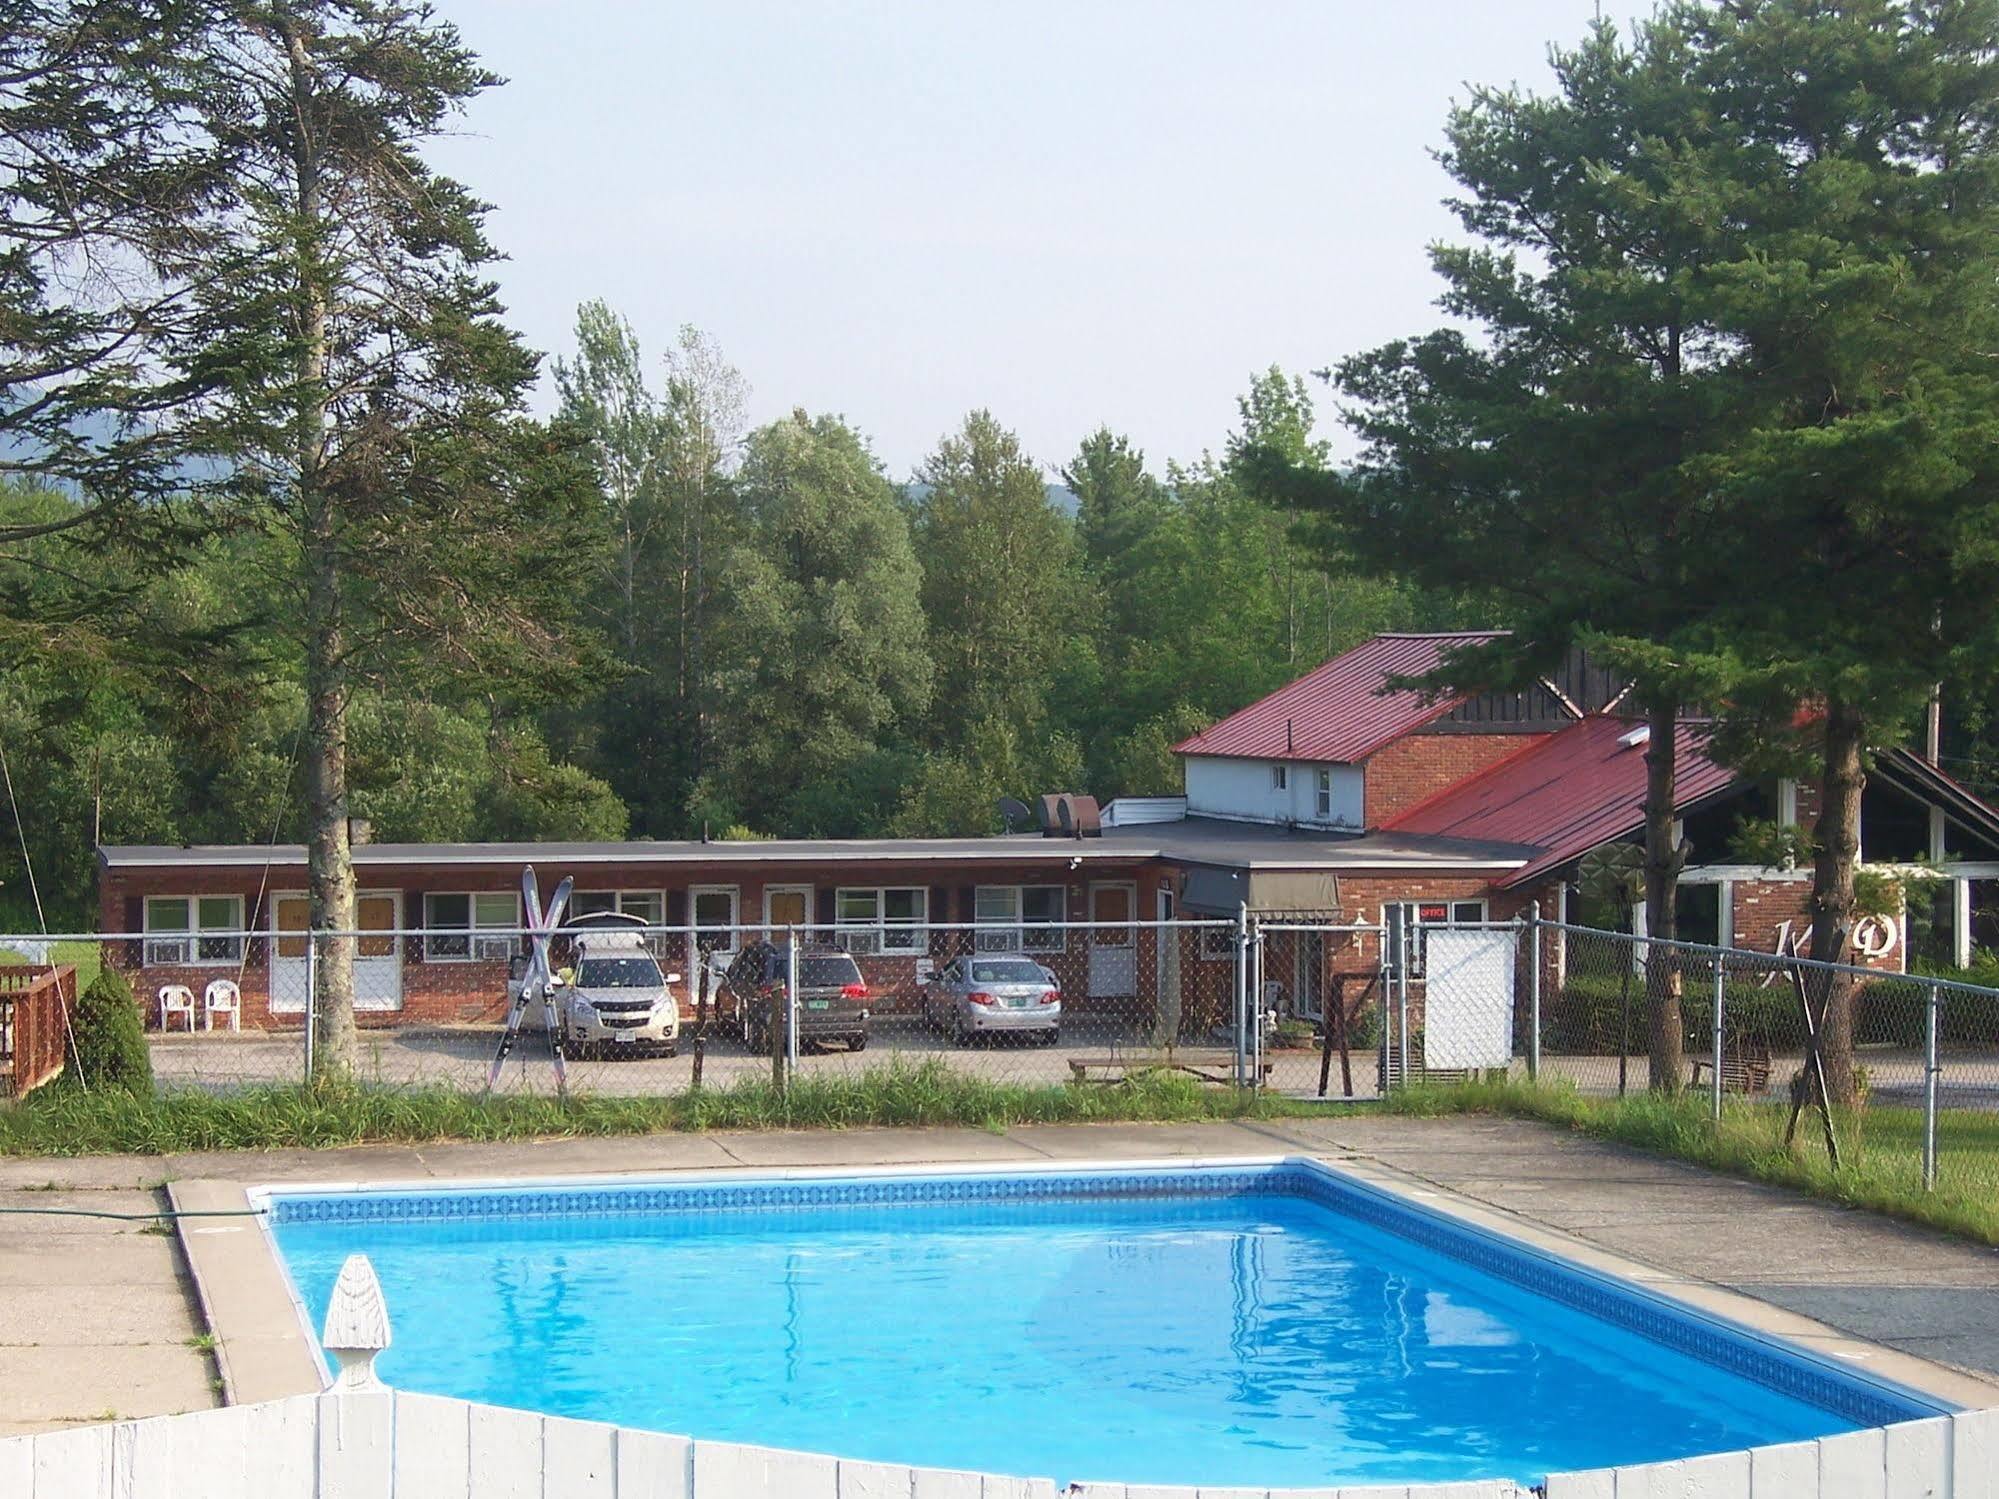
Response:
[202,978,241,1032]
[157,984,196,1032]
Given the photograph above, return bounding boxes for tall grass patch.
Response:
[0,1059,1285,1157]
[1383,1077,1999,1247]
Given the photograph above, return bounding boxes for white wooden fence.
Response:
[0,1390,1993,1499]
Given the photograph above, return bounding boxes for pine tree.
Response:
[1247,13,1754,1090]
[1683,0,1999,1100]
[181,1,603,1078]
[0,1,228,629]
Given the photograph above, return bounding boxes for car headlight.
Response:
[570,998,597,1022]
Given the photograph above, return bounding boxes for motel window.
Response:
[1385,900,1487,978]
[973,885,1066,953]
[572,890,665,927]
[1271,764,1288,791]
[1314,768,1333,820]
[423,892,519,962]
[143,895,244,966]
[573,889,669,954]
[836,886,927,955]
[689,886,740,955]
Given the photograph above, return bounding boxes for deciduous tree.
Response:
[701,411,931,833]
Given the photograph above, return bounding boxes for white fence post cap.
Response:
[321,1252,392,1393]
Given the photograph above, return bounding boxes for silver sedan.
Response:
[922,953,1061,1045]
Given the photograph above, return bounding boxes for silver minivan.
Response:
[555,916,682,1058]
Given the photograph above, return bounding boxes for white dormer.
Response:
[1184,756,1363,831]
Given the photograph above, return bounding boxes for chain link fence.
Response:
[6,913,1997,1207]
[1,920,1251,1097]
[1541,920,1999,1205]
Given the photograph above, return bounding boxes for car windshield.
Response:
[796,955,862,987]
[575,956,663,989]
[970,961,1046,984]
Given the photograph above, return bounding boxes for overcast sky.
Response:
[428,1,1624,478]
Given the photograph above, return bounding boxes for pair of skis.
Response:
[485,865,574,1095]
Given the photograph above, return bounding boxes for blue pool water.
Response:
[269,1166,1919,1488]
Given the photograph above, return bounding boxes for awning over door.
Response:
[1179,867,1340,915]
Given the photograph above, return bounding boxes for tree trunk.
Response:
[689,467,705,781]
[1808,694,1866,1107]
[284,20,355,1082]
[304,541,357,1080]
[1641,694,1687,1093]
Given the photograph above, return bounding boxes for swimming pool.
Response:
[263,1159,1946,1489]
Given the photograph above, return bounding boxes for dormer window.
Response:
[1271,764,1288,791]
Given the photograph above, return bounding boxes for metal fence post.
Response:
[1527,902,1541,1082]
[1251,919,1266,1089]
[304,935,317,1084]
[1710,955,1725,1123]
[1233,904,1249,1088]
[1924,980,1941,1192]
[1397,930,1411,1091]
[784,927,800,1089]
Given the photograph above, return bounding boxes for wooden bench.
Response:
[1069,1047,1272,1087]
[1687,1040,1774,1096]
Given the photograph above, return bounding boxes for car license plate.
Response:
[1006,996,1030,1008]
[807,999,830,1010]
[613,1030,633,1043]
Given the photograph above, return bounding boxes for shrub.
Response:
[63,966,154,1097]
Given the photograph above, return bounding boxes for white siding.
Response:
[1183,756,1362,831]
[1101,797,1189,827]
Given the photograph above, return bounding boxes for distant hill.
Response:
[900,480,1080,518]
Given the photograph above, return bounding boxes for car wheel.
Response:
[953,1015,972,1048]
[1042,1028,1060,1046]
[849,1032,868,1053]
[662,1043,678,1059]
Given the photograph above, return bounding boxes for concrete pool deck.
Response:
[3,1114,1998,1433]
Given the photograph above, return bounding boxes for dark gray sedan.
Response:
[921,953,1061,1044]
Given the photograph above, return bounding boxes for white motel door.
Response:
[269,892,404,1013]
[1088,882,1138,999]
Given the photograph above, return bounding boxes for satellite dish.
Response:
[996,796,1034,832]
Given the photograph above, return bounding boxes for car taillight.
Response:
[841,982,869,999]
[967,990,996,1006]
[1042,989,1061,1005]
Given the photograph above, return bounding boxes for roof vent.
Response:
[1038,793,1103,838]
[1617,725,1651,750]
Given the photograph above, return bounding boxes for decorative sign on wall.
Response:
[1762,915,1899,977]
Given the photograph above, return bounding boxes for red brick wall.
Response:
[1727,878,1903,972]
[96,857,1168,1030]
[1362,732,1542,827]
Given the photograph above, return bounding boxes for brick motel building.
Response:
[97,633,1999,1034]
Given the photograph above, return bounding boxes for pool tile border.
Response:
[259,1154,1949,1433]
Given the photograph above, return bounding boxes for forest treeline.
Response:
[0,331,1460,926]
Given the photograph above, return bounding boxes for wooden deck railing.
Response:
[0,964,74,1098]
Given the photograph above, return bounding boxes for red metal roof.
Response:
[1385,715,1742,889]
[1173,632,1508,764]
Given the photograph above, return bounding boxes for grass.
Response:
[1381,1076,1999,1247]
[0,1059,1304,1157]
